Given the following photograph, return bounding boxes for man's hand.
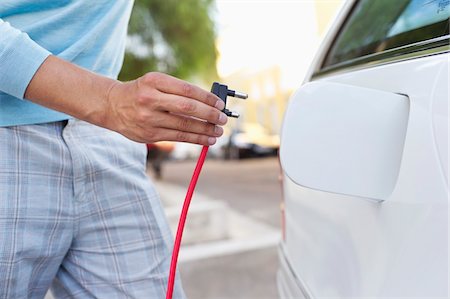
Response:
[104,72,226,146]
[25,56,226,146]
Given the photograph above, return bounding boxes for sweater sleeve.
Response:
[0,19,51,99]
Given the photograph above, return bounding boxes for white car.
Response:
[277,0,449,298]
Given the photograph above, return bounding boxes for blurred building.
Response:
[216,0,343,144]
[314,0,344,35]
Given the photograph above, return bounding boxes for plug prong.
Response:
[227,89,248,99]
[233,91,248,99]
[230,111,240,118]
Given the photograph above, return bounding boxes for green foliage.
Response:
[119,0,218,82]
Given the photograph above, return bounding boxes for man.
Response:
[0,1,226,298]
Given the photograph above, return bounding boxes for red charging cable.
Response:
[166,145,209,299]
[165,82,246,299]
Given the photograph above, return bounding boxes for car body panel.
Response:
[431,62,449,186]
[280,48,449,298]
[278,0,449,296]
[280,81,409,201]
[277,244,310,299]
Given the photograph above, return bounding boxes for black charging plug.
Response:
[211,82,248,118]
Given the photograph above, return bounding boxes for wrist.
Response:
[95,78,122,129]
[76,74,122,131]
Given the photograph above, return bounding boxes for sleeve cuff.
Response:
[0,19,51,99]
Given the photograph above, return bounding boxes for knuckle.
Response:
[144,130,157,142]
[182,83,194,97]
[143,72,164,86]
[142,72,157,83]
[206,123,216,135]
[197,135,207,145]
[176,131,188,142]
[209,109,219,122]
[180,100,196,113]
[137,111,149,123]
[206,93,218,105]
[178,117,191,131]
[136,93,148,105]
[138,89,160,108]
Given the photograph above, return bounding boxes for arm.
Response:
[1,20,226,146]
[25,56,227,146]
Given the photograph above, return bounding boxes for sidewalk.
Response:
[154,180,280,262]
[155,180,281,298]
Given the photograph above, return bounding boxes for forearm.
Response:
[23,55,227,146]
[24,55,117,127]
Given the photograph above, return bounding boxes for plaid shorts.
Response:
[0,120,185,299]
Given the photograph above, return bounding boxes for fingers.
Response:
[110,72,231,146]
[155,112,224,137]
[157,92,228,126]
[142,72,224,110]
[153,128,218,146]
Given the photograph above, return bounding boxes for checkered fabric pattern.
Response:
[0,120,185,299]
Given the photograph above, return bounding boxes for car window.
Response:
[321,0,450,71]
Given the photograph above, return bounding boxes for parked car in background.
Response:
[222,123,279,159]
[146,141,175,179]
[278,0,449,297]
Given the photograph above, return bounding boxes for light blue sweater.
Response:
[0,0,134,126]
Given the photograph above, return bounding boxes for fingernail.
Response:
[208,137,217,145]
[218,113,228,125]
[215,100,225,110]
[214,126,223,136]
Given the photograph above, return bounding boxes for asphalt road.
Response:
[180,247,279,299]
[153,156,283,299]
[158,156,283,228]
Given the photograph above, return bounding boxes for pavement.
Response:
[156,156,282,299]
[159,155,283,228]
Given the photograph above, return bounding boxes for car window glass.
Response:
[322,0,450,69]
[388,0,450,36]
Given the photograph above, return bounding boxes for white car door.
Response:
[279,0,449,297]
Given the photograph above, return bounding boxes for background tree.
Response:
[119,0,218,83]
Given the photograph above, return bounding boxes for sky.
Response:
[213,0,335,90]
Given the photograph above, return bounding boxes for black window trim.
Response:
[312,0,450,79]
